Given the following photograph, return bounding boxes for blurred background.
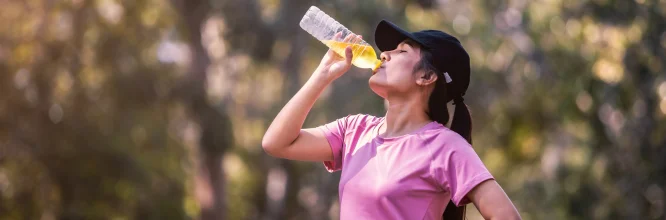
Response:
[0,0,665,219]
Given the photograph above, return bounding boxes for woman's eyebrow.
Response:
[400,40,417,49]
[396,43,408,50]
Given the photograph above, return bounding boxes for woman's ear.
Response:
[417,71,438,86]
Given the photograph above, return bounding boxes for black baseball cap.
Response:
[374,20,470,102]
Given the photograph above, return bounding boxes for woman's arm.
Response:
[467,180,521,220]
[262,37,356,161]
[261,76,334,161]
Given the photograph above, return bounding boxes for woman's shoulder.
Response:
[340,113,383,130]
[422,124,472,149]
[422,127,478,168]
[342,113,381,121]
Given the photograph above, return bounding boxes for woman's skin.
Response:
[262,34,521,220]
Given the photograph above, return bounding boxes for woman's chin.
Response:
[368,78,388,98]
[368,72,385,85]
[368,76,381,87]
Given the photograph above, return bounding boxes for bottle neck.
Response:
[372,59,382,71]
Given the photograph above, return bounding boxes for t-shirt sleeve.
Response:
[316,115,352,172]
[432,135,494,206]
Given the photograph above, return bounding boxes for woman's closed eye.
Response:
[399,50,407,53]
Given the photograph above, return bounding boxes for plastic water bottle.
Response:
[299,6,382,71]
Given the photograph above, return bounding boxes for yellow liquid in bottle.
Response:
[322,40,382,70]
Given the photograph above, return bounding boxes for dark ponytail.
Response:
[415,49,473,220]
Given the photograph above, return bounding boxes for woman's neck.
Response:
[380,95,432,138]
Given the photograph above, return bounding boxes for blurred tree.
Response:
[0,0,189,219]
[1,0,665,219]
[169,0,233,219]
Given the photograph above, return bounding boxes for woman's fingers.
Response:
[353,35,362,44]
[344,46,353,64]
[327,32,363,65]
[342,33,354,43]
[333,32,343,41]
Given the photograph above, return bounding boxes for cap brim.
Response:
[375,20,426,52]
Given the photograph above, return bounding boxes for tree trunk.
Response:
[171,0,233,219]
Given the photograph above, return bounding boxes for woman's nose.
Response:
[380,52,390,62]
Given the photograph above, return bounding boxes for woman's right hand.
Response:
[313,34,362,83]
[263,35,364,162]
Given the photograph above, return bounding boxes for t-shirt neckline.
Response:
[375,118,442,143]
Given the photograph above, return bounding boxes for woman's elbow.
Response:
[491,210,521,220]
[261,137,276,154]
[261,136,283,157]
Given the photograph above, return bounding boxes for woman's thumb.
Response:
[345,46,353,64]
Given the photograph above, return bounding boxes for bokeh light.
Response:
[0,0,664,219]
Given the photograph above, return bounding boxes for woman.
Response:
[262,20,521,220]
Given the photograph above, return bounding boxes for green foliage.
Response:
[1,0,664,219]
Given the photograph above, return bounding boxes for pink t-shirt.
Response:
[318,114,493,220]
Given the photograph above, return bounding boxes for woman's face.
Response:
[369,40,424,99]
